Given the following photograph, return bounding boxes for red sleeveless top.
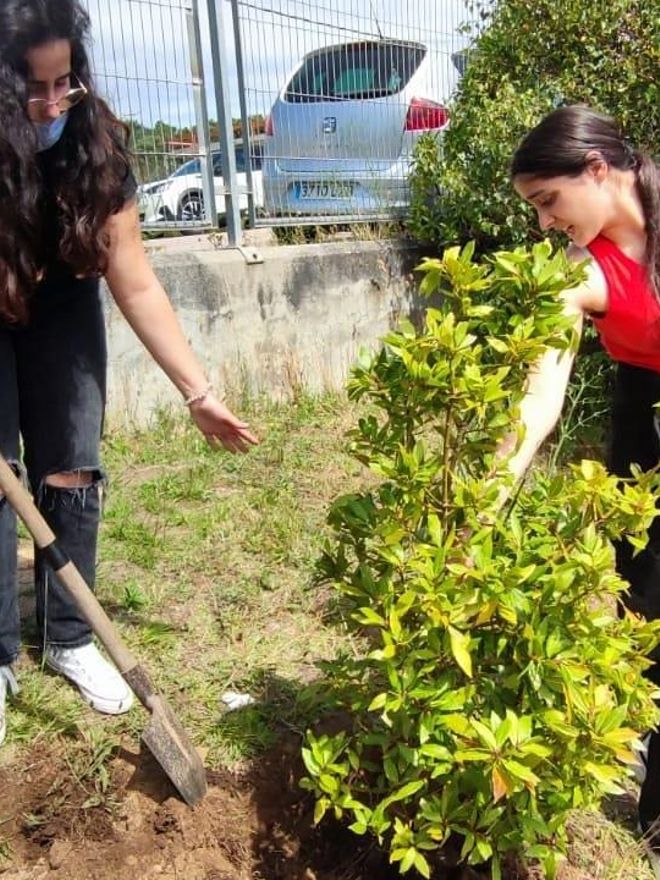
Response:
[587,236,660,373]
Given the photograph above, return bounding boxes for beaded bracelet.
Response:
[183,383,212,407]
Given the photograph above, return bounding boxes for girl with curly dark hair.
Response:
[0,0,257,740]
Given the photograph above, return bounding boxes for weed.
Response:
[138,621,179,647]
[65,728,119,810]
[0,825,13,870]
[121,580,149,613]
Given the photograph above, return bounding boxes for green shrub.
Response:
[408,0,658,252]
[302,243,660,879]
[409,84,552,251]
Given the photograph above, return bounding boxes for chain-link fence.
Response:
[235,0,474,227]
[85,0,480,238]
[85,0,219,229]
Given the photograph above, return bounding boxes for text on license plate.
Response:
[297,181,354,199]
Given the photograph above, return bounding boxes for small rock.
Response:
[220,690,256,711]
[48,840,72,870]
[125,812,144,833]
[123,793,144,832]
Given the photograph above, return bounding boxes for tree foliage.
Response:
[303,243,660,878]
[408,0,659,251]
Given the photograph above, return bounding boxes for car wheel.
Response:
[177,191,204,222]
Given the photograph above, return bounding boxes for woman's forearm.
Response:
[501,395,562,482]
[102,203,213,400]
[492,344,577,507]
[111,280,210,400]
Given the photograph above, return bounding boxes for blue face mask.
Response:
[33,111,69,152]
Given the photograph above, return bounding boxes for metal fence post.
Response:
[206,0,242,246]
[230,0,256,230]
[187,0,217,228]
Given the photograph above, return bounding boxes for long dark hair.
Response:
[511,105,660,296]
[0,0,133,323]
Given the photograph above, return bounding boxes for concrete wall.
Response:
[104,238,427,427]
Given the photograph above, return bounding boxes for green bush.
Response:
[408,0,659,251]
[302,243,660,879]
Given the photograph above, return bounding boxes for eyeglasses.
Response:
[27,75,88,117]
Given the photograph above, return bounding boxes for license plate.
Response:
[297,181,354,200]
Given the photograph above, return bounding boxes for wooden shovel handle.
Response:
[0,453,138,676]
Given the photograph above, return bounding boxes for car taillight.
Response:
[405,98,449,131]
[265,114,274,136]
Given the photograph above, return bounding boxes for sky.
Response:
[83,0,479,129]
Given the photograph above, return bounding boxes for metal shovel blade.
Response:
[124,666,208,807]
[141,696,208,806]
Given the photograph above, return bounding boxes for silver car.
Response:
[263,39,458,218]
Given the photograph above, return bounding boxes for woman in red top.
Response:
[508,105,660,857]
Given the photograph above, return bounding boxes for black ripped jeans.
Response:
[608,364,660,833]
[0,286,106,664]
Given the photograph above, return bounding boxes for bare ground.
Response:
[0,726,647,880]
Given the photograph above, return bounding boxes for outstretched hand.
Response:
[188,393,259,454]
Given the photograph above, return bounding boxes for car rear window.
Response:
[173,158,200,177]
[211,148,262,173]
[285,42,426,103]
[173,144,263,178]
[213,151,247,174]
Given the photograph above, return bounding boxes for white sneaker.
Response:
[0,666,19,746]
[44,643,133,715]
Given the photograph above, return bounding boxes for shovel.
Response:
[0,453,207,807]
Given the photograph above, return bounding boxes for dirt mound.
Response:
[1,732,407,880]
[1,730,630,880]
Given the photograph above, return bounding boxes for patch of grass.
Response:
[565,807,655,879]
[0,831,13,870]
[272,221,407,245]
[94,392,363,766]
[137,461,217,508]
[8,665,86,744]
[103,507,160,571]
[206,705,279,763]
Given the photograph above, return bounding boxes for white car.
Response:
[263,38,460,217]
[137,176,169,223]
[138,142,264,224]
